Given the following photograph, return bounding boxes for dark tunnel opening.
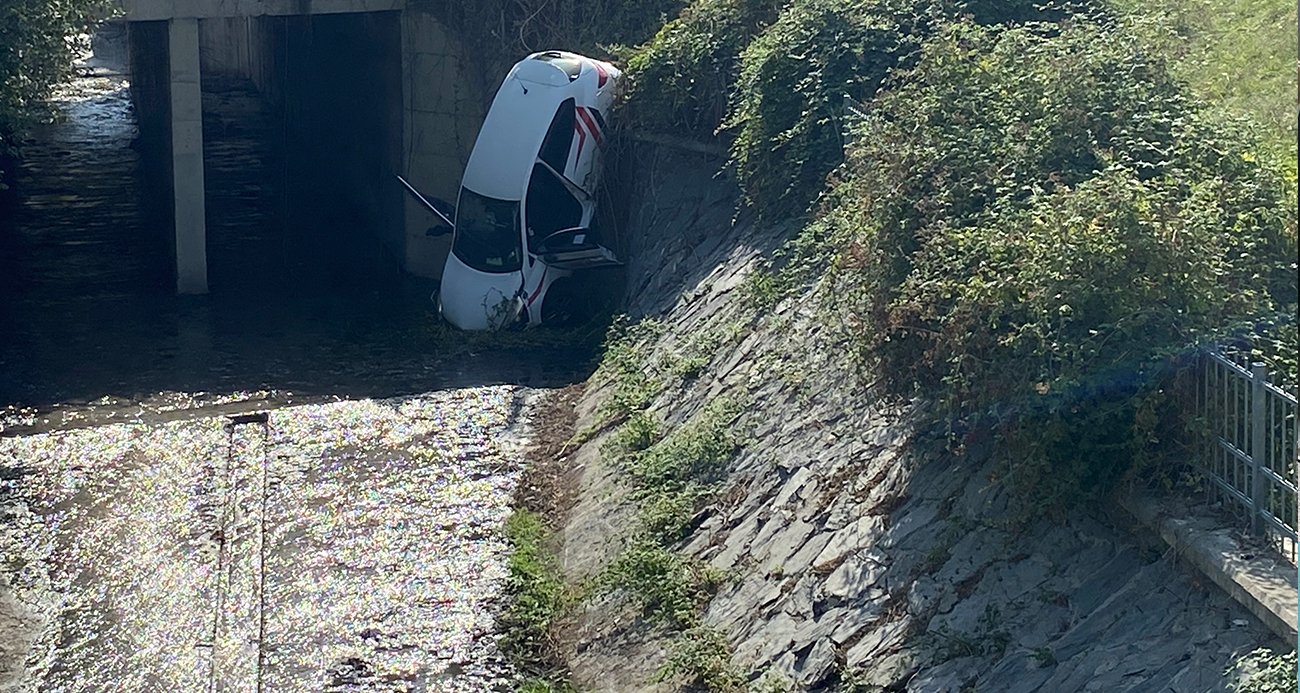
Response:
[238,12,406,294]
[98,12,409,297]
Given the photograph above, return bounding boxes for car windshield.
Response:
[453,188,522,273]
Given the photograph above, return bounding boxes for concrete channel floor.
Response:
[0,388,533,691]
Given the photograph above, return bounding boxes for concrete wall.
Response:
[244,13,406,286]
[122,0,403,21]
[198,17,254,78]
[247,15,285,97]
[399,8,484,278]
[127,21,173,164]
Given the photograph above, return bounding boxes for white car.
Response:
[406,50,623,330]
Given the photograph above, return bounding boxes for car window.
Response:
[533,52,583,81]
[538,98,576,173]
[525,163,583,254]
[453,188,522,273]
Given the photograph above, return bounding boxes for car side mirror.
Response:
[426,223,452,237]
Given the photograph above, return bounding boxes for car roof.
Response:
[461,55,585,201]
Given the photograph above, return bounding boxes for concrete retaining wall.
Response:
[121,7,482,285]
[398,8,483,278]
[126,20,177,286]
[551,144,1290,692]
[199,17,254,78]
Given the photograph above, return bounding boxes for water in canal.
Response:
[0,51,591,691]
[0,389,526,691]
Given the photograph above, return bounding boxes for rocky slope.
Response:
[544,142,1285,692]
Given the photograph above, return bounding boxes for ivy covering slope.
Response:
[620,0,1296,508]
[800,17,1295,509]
[477,0,1296,689]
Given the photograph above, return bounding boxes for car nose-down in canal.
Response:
[404,51,624,331]
[0,388,530,691]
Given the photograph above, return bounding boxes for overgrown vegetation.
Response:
[500,509,577,692]
[724,0,949,216]
[583,319,750,689]
[426,0,686,101]
[627,0,1098,217]
[763,15,1296,514]
[1114,0,1299,388]
[499,510,568,667]
[624,0,784,135]
[500,318,749,692]
[591,316,667,426]
[489,0,1296,684]
[0,0,116,185]
[1114,0,1298,172]
[553,0,1294,526]
[1230,649,1298,693]
[654,625,748,692]
[597,394,746,690]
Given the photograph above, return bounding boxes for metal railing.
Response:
[1196,350,1298,563]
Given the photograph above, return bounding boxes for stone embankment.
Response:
[544,144,1288,692]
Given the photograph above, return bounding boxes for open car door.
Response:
[535,227,621,270]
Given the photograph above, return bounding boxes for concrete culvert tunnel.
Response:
[124,7,477,295]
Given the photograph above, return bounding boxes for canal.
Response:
[0,46,596,692]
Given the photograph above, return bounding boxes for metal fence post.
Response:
[1251,362,1268,535]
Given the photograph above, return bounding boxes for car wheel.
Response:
[539,276,603,326]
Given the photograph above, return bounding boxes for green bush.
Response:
[625,0,785,134]
[1231,649,1298,693]
[654,626,747,692]
[795,18,1295,508]
[1110,0,1298,173]
[726,0,951,218]
[624,0,1100,215]
[499,510,568,670]
[601,539,723,626]
[0,0,117,184]
[626,396,741,491]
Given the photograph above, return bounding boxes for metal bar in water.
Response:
[256,420,270,693]
[395,175,453,227]
[212,421,269,693]
[209,424,236,693]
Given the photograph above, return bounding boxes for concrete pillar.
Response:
[169,17,208,294]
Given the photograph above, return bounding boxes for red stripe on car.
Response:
[576,106,604,147]
[528,266,548,304]
[594,61,608,88]
[573,119,588,163]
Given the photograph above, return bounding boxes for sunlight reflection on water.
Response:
[0,387,524,692]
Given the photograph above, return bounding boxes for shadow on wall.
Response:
[251,12,407,292]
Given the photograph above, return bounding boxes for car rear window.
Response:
[453,188,522,274]
[533,52,583,81]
